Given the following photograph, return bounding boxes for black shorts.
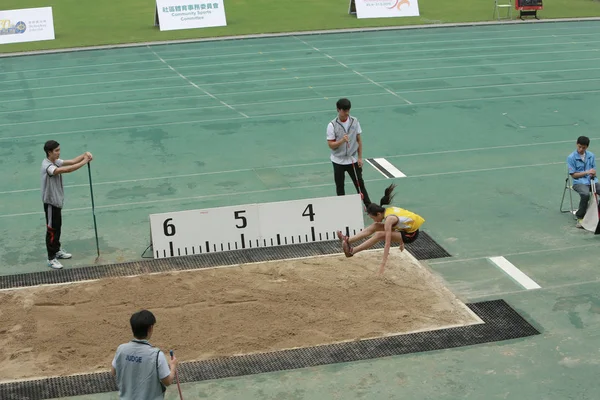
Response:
[401,230,420,244]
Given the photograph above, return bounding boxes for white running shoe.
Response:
[47,259,63,269]
[56,249,72,259]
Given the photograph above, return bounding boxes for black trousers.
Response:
[44,203,62,260]
[332,162,371,206]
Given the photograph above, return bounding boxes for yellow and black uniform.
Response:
[383,207,425,243]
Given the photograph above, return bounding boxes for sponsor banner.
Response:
[156,0,227,31]
[354,0,420,19]
[0,7,55,45]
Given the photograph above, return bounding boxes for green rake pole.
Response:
[87,163,101,262]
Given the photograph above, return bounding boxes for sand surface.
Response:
[0,250,480,381]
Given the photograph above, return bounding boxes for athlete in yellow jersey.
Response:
[337,184,425,275]
[383,207,425,234]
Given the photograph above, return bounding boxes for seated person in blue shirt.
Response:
[567,136,600,227]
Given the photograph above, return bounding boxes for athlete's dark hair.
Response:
[366,184,396,216]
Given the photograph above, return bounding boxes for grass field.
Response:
[0,0,599,53]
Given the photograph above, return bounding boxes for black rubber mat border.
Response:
[0,300,539,400]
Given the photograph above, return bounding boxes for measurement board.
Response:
[149,194,364,259]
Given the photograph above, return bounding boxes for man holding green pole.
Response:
[41,140,93,269]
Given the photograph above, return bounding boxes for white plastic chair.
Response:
[493,0,513,20]
[560,168,577,219]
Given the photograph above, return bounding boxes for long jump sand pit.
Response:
[0,250,482,382]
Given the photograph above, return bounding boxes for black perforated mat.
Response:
[0,300,539,400]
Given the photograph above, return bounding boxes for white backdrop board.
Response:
[581,192,600,233]
[149,194,364,259]
[155,0,226,31]
[0,7,54,44]
[353,0,420,19]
